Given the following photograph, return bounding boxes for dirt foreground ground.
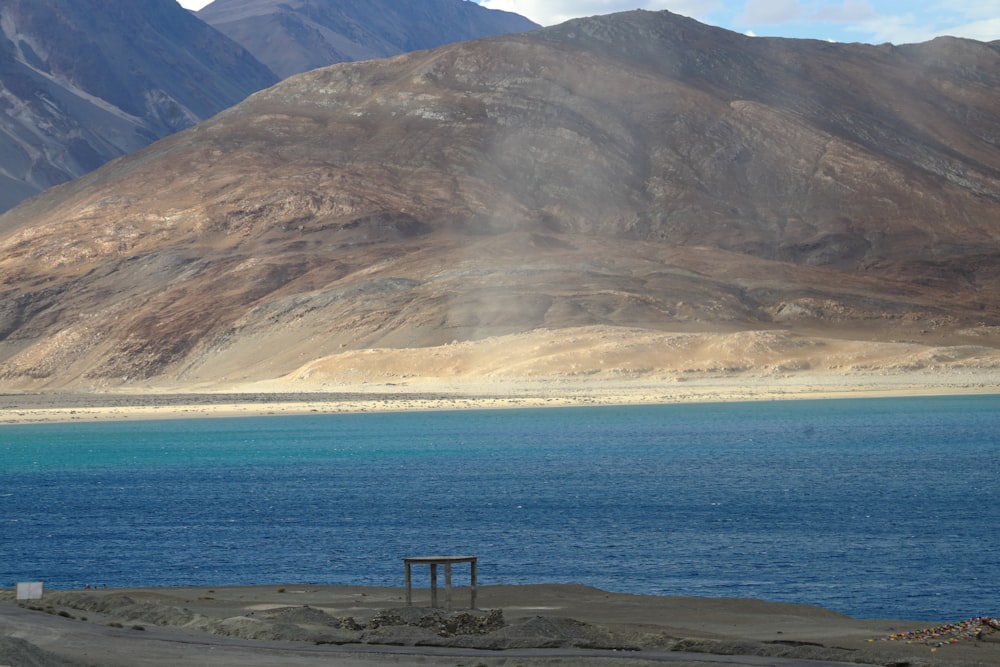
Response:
[1,584,998,666]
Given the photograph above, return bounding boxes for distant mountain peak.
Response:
[199,0,539,78]
[0,0,277,213]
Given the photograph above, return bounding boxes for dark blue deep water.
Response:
[2,395,999,621]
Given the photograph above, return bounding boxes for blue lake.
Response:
[2,395,999,621]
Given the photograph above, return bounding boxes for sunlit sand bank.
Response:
[1,369,998,424]
[2,327,998,424]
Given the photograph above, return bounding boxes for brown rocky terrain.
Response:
[1,10,999,394]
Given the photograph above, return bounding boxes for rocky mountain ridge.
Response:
[0,0,278,214]
[197,0,539,78]
[1,10,998,390]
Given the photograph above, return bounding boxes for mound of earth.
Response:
[0,636,84,667]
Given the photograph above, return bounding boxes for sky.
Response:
[176,1,1000,45]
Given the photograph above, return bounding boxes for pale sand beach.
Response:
[1,584,998,666]
[1,367,999,424]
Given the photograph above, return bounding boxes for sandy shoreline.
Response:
[2,583,997,666]
[2,371,999,424]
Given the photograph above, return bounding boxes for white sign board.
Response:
[16,582,43,600]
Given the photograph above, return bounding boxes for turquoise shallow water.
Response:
[2,395,998,620]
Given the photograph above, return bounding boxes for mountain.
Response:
[1,10,999,391]
[0,0,278,213]
[197,0,539,78]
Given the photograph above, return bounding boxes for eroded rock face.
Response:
[1,10,999,388]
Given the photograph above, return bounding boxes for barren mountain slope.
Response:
[1,10,999,391]
[0,0,277,213]
[198,0,539,78]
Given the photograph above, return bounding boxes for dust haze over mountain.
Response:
[197,0,540,79]
[0,0,278,214]
[1,10,999,392]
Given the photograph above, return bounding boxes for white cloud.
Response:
[177,0,212,9]
[924,1,1000,39]
[847,14,932,43]
[811,0,879,23]
[479,0,719,27]
[934,17,1000,40]
[777,1,997,44]
[739,0,803,25]
[740,0,879,27]
[941,0,1000,20]
[734,1,955,45]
